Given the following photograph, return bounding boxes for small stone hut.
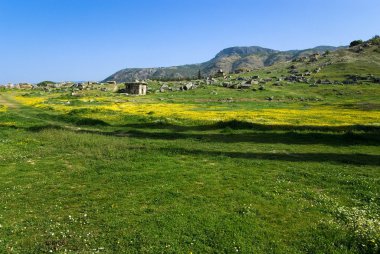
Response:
[125,82,147,95]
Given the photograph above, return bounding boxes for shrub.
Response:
[36,81,56,87]
[349,40,363,47]
[369,35,380,45]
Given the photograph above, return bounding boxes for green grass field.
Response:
[0,78,379,254]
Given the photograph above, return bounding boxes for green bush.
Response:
[369,35,380,45]
[349,40,363,47]
[36,81,56,87]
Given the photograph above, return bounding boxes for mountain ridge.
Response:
[103,45,345,82]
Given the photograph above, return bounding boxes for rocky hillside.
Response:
[103,46,343,82]
[144,38,380,96]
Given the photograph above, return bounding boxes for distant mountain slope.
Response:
[103,46,344,82]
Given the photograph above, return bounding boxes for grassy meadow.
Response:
[0,79,379,253]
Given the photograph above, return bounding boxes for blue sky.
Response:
[0,0,379,83]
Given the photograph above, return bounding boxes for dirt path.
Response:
[0,93,58,126]
[0,93,102,133]
[0,93,19,109]
[0,93,67,126]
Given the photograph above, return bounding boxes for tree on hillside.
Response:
[349,40,363,47]
[370,35,380,45]
[197,69,202,80]
[36,81,56,87]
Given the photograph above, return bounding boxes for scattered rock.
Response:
[112,85,119,92]
[218,98,234,103]
[223,82,233,88]
[240,83,252,89]
[182,82,194,91]
[316,79,333,85]
[160,84,170,93]
[309,53,320,62]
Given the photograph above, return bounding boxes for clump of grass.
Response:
[313,193,380,253]
[335,205,380,253]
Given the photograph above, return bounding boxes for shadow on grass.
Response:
[120,129,380,146]
[35,113,109,126]
[18,121,380,165]
[157,147,380,166]
[25,124,380,147]
[23,124,380,166]
[120,120,380,132]
[27,124,65,132]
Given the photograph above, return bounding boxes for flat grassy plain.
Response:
[0,80,379,253]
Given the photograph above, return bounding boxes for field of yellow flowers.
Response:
[12,94,380,127]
